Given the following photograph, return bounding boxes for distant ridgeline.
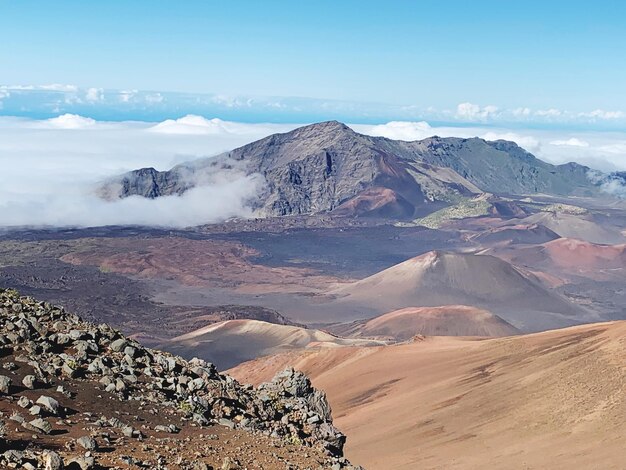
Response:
[101,121,606,219]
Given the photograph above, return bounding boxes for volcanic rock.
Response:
[0,288,356,469]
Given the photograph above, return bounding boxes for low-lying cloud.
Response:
[587,170,626,199]
[2,115,626,229]
[148,115,288,136]
[550,138,590,148]
[46,113,97,129]
[2,175,265,228]
[0,116,296,229]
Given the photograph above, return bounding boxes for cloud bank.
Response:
[46,113,97,129]
[2,176,265,228]
[587,170,626,199]
[0,116,296,229]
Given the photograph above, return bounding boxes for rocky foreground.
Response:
[0,288,358,469]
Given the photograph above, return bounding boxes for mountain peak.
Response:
[292,120,355,136]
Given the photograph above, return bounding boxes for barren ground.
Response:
[231,321,626,469]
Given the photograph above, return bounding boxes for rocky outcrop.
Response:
[103,121,600,219]
[0,288,357,469]
[400,137,594,196]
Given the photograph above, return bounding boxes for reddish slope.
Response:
[543,238,626,271]
[332,187,415,218]
[485,237,626,282]
[330,305,519,341]
[327,250,584,331]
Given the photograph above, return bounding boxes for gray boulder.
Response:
[76,435,97,450]
[22,374,36,389]
[28,417,52,434]
[0,375,11,394]
[36,395,60,415]
[42,450,63,470]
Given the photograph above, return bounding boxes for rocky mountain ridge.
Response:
[0,288,357,469]
[102,121,599,218]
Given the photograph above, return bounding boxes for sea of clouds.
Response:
[1,114,625,229]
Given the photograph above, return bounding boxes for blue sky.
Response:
[1,0,626,124]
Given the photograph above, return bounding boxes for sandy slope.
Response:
[163,319,384,369]
[330,305,519,340]
[231,321,626,469]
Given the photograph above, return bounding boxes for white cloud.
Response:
[0,84,78,92]
[85,87,104,102]
[598,142,626,155]
[118,90,137,103]
[550,138,589,147]
[211,94,255,108]
[145,92,164,104]
[480,132,541,153]
[39,84,79,92]
[149,115,292,137]
[455,102,499,121]
[579,109,625,120]
[599,178,626,198]
[0,173,265,228]
[45,114,97,129]
[363,120,433,141]
[535,108,562,117]
[149,115,227,135]
[512,107,531,117]
[587,170,626,198]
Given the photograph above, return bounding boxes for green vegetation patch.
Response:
[398,197,492,229]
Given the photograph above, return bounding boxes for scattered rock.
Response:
[36,396,60,415]
[42,450,63,470]
[0,375,11,394]
[17,396,31,408]
[109,338,128,352]
[22,374,37,389]
[76,435,97,451]
[155,424,180,433]
[28,417,52,434]
[66,456,95,469]
[222,457,241,470]
[0,288,353,468]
